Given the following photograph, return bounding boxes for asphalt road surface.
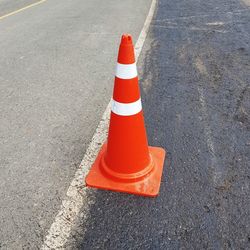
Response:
[0,0,249,249]
[0,0,151,249]
[65,0,250,249]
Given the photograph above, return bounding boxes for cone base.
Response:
[85,144,166,197]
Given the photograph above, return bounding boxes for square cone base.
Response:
[85,144,166,197]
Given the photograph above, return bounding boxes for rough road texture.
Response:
[67,0,250,249]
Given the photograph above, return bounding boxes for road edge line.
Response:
[41,0,157,248]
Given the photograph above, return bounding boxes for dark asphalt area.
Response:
[67,0,250,249]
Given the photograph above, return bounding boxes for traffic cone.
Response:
[85,34,166,197]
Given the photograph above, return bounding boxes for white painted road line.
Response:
[0,0,47,21]
[41,0,157,248]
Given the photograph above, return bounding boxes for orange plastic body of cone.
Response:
[117,34,135,64]
[106,111,150,176]
[85,34,166,197]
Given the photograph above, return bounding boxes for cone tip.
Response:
[121,34,133,45]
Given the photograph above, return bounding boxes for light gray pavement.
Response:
[0,0,151,248]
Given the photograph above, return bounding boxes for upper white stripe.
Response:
[115,62,138,79]
[111,98,142,116]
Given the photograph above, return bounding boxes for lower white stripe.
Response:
[111,98,142,116]
[115,62,137,79]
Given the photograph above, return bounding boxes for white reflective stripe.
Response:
[115,62,138,79]
[111,98,142,116]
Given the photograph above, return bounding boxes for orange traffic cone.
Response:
[86,34,166,197]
